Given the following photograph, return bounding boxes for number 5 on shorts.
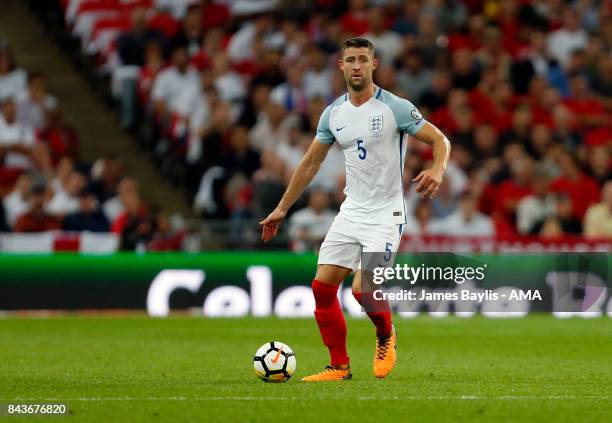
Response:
[384,242,392,262]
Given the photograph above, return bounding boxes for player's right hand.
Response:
[259,208,286,242]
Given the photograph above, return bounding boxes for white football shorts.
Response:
[317,214,404,271]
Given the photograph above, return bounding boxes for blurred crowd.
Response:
[18,0,612,250]
[0,39,182,250]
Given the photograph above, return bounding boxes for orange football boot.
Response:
[301,365,352,382]
[373,324,397,378]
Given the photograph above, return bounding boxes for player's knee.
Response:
[312,279,339,308]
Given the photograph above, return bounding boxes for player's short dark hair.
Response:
[340,37,375,57]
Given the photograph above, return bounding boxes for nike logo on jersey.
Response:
[336,126,347,132]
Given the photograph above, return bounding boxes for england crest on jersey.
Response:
[368,115,384,135]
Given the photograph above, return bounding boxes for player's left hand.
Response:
[413,166,444,199]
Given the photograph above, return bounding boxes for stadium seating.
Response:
[4,0,611,252]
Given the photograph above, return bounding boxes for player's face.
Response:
[339,47,378,91]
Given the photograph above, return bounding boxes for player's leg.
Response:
[351,270,392,337]
[313,264,353,369]
[352,270,396,378]
[301,264,353,382]
[354,223,403,378]
[302,216,360,382]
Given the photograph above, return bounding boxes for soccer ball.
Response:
[253,341,296,383]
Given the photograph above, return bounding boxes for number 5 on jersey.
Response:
[356,139,366,160]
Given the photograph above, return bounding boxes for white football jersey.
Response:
[316,86,426,225]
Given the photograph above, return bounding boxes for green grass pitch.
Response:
[1,316,611,422]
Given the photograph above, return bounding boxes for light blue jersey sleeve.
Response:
[315,104,335,144]
[380,90,427,136]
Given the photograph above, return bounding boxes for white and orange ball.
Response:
[253,341,296,383]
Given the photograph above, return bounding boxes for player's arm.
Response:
[260,139,332,242]
[412,121,451,199]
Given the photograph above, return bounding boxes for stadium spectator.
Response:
[564,74,606,131]
[49,156,73,197]
[0,46,27,101]
[289,189,335,252]
[303,46,332,100]
[536,193,583,236]
[472,124,501,168]
[340,0,370,36]
[15,72,57,130]
[363,8,402,66]
[0,98,36,171]
[88,156,123,204]
[201,0,230,30]
[429,88,470,136]
[117,7,165,67]
[547,8,588,69]
[436,192,495,237]
[249,97,298,152]
[119,209,157,251]
[392,0,419,35]
[430,179,458,219]
[270,64,308,115]
[37,107,80,166]
[250,149,286,221]
[419,70,451,112]
[116,6,168,131]
[549,151,600,220]
[583,181,612,239]
[150,45,199,117]
[475,24,511,71]
[423,0,467,33]
[587,145,610,186]
[190,27,224,72]
[220,126,260,179]
[591,54,612,102]
[103,177,139,224]
[396,47,432,103]
[267,19,306,63]
[62,190,110,233]
[14,183,61,232]
[46,170,86,216]
[210,53,246,104]
[137,41,165,107]
[227,13,274,63]
[494,157,534,229]
[404,199,440,236]
[167,5,203,57]
[490,140,529,185]
[451,48,480,90]
[374,64,397,91]
[186,100,233,198]
[2,173,31,228]
[516,169,556,235]
[550,104,580,147]
[500,104,533,146]
[111,190,147,235]
[511,28,556,94]
[527,124,553,160]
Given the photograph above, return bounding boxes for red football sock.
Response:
[353,292,392,337]
[312,279,349,367]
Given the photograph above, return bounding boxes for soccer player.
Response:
[260,38,451,381]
